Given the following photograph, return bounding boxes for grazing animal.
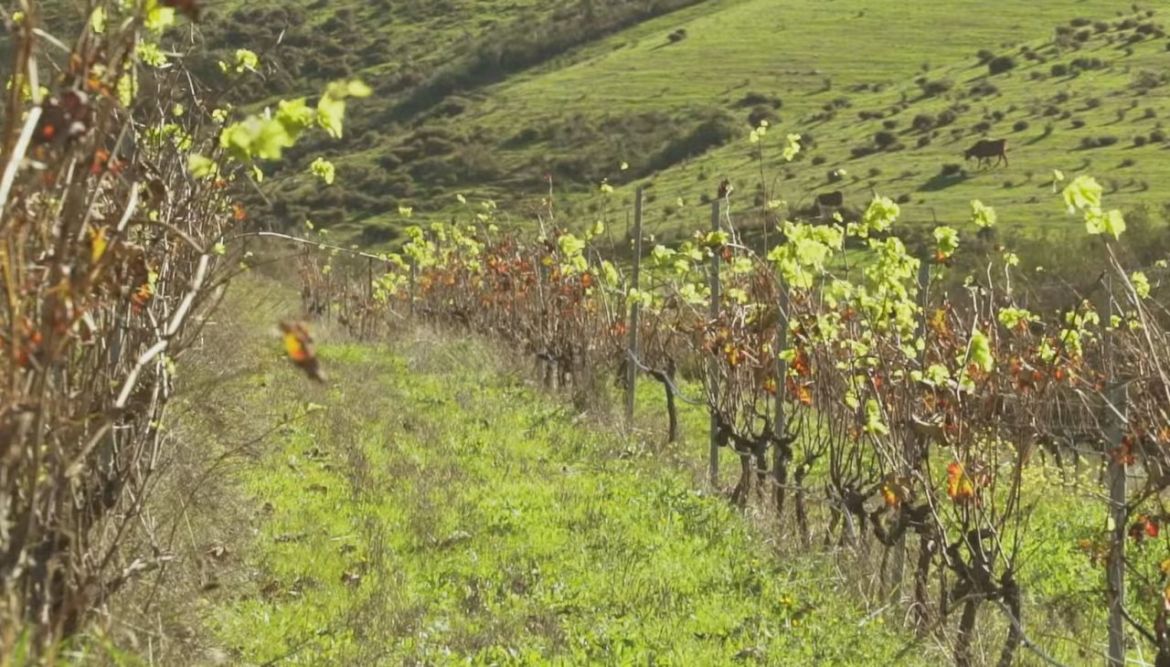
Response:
[815,190,844,219]
[964,138,1009,168]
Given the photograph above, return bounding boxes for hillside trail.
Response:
[132,275,927,666]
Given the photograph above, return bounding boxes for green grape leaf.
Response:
[970,199,997,228]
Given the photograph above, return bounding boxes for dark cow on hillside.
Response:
[964,138,1008,168]
[815,190,844,219]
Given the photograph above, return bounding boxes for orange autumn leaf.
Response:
[881,484,900,509]
[762,377,777,396]
[131,281,153,312]
[946,461,975,503]
[90,148,110,175]
[1130,515,1159,542]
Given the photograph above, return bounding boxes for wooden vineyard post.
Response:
[1106,384,1128,667]
[624,187,645,426]
[772,283,789,510]
[708,199,722,487]
[408,256,417,320]
[365,257,374,338]
[1104,277,1128,667]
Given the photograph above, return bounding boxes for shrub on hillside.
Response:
[1071,57,1106,72]
[970,82,999,97]
[920,78,954,97]
[747,105,779,127]
[987,55,1016,75]
[874,131,898,149]
[1013,120,1029,132]
[650,110,737,171]
[912,113,935,132]
[734,92,782,109]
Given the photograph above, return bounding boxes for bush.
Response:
[916,135,932,148]
[1120,158,1136,168]
[1094,20,1110,33]
[1051,63,1070,77]
[941,163,963,176]
[912,113,935,132]
[936,109,958,127]
[376,153,403,170]
[1151,129,1167,143]
[650,110,737,170]
[976,49,997,64]
[973,121,992,133]
[874,131,898,149]
[1071,57,1105,72]
[920,79,954,97]
[1013,120,1030,132]
[812,155,827,165]
[1097,135,1119,147]
[882,119,898,130]
[1070,17,1092,27]
[987,55,1016,75]
[851,145,877,159]
[970,82,999,97]
[734,92,782,109]
[1071,118,1086,129]
[747,105,779,127]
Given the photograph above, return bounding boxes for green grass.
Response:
[204,312,927,665]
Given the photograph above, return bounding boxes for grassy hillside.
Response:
[199,0,1170,251]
